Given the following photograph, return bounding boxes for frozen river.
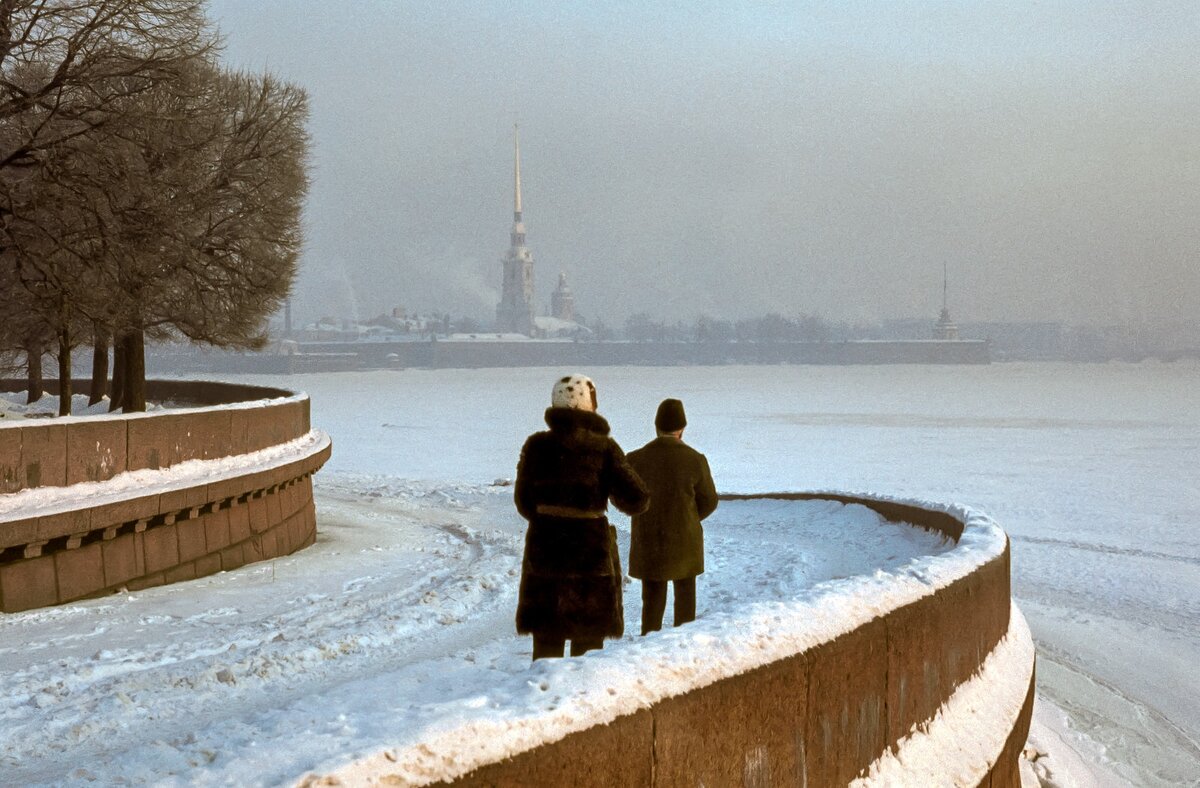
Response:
[266,361,1199,786]
[5,360,1193,784]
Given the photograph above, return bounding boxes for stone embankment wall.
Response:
[287,338,991,370]
[441,493,1034,787]
[0,380,331,613]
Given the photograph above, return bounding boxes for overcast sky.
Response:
[208,1,1200,328]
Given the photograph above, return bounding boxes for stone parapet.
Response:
[287,338,992,370]
[0,381,330,613]
[0,379,308,494]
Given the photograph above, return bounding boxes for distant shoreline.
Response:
[172,338,991,374]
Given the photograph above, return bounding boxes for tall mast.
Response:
[943,263,948,312]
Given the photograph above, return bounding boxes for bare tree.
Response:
[80,64,309,410]
[0,0,214,412]
[0,153,103,414]
[161,69,309,351]
[0,252,53,401]
[0,0,213,171]
[0,3,307,414]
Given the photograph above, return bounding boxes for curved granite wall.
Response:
[0,380,331,613]
[432,493,1034,787]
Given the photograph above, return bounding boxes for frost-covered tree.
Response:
[0,0,212,171]
[0,2,308,413]
[0,0,214,413]
[159,69,309,351]
[0,143,111,413]
[0,254,54,401]
[86,64,308,410]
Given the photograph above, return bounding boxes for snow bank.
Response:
[0,388,302,430]
[0,392,136,420]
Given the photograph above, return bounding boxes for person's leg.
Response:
[673,577,696,627]
[569,637,603,656]
[641,579,667,635]
[532,635,565,660]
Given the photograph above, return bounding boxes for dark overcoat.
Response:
[626,437,718,581]
[515,407,649,641]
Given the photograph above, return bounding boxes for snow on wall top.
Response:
[0,392,306,430]
[0,430,330,523]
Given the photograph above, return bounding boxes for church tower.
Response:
[551,272,575,322]
[496,126,535,335]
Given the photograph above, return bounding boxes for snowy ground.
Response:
[5,361,1197,785]
[0,391,170,420]
[1,479,955,786]
[0,391,116,419]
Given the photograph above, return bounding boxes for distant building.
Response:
[934,308,959,340]
[551,271,575,322]
[933,264,960,340]
[534,315,592,339]
[496,126,536,336]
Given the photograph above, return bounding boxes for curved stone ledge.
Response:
[0,381,330,613]
[1,379,309,494]
[363,492,1031,787]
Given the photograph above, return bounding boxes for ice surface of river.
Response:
[225,361,1199,786]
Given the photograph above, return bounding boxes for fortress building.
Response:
[496,126,536,335]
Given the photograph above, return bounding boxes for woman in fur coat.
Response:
[515,374,649,659]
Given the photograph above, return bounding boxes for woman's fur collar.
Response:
[544,406,611,437]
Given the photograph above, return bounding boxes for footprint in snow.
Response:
[343,577,375,593]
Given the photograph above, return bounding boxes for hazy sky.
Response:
[208,1,1200,328]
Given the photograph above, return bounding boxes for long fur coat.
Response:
[514,407,649,641]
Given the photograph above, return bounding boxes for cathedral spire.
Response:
[513,124,523,222]
[498,125,535,335]
[934,262,959,340]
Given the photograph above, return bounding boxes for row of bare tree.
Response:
[0,0,309,414]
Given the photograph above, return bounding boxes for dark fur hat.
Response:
[655,398,687,432]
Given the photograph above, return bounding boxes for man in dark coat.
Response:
[515,373,649,660]
[627,398,718,635]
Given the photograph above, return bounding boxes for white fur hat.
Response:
[551,373,597,412]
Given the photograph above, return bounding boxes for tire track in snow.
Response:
[1033,642,1200,787]
[1012,534,1200,567]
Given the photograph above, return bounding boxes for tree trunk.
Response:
[56,296,73,417]
[89,324,109,406]
[25,341,44,404]
[57,320,72,417]
[122,328,146,412]
[109,336,126,412]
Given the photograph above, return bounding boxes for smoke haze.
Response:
[208,1,1200,330]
